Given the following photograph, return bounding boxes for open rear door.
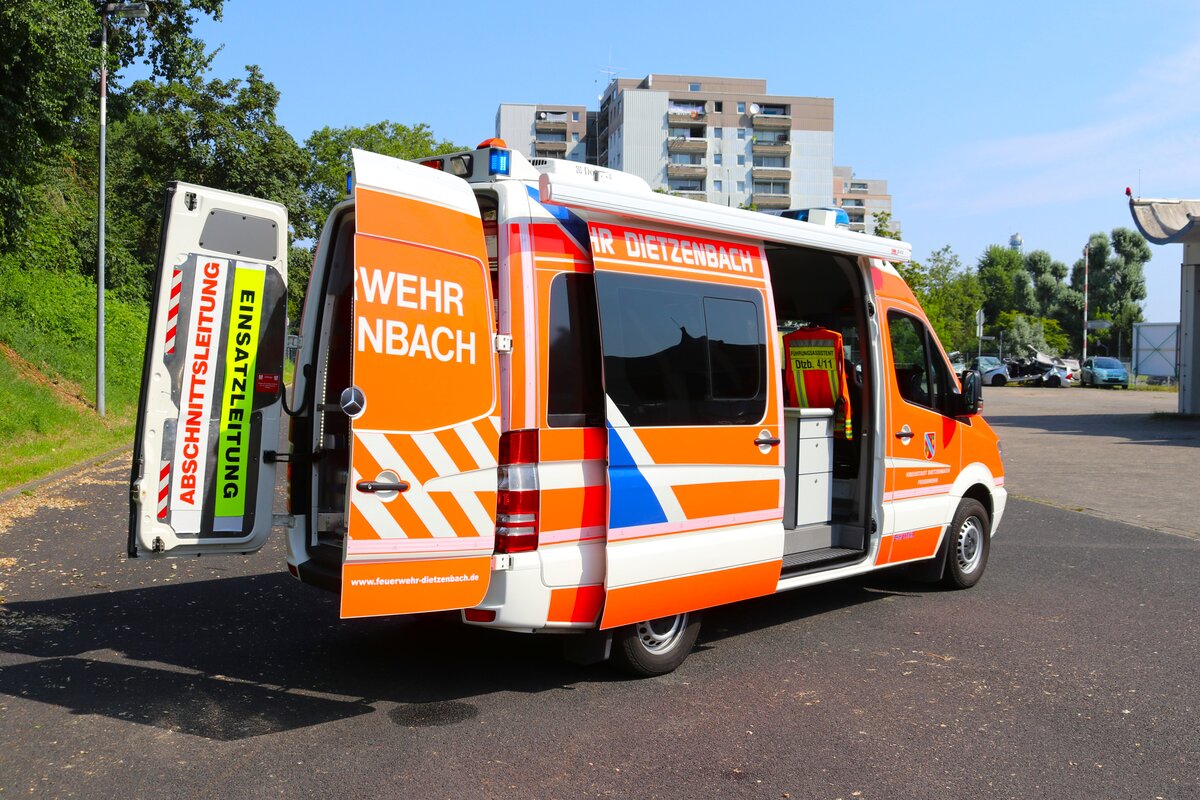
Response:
[583,219,786,629]
[129,183,288,556]
[340,150,499,618]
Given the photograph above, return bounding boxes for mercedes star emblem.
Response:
[339,386,366,418]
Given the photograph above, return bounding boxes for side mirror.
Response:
[957,370,982,416]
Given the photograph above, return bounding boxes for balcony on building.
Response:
[751,135,790,156]
[668,137,708,155]
[675,191,708,201]
[534,140,568,156]
[667,102,707,129]
[667,163,707,179]
[534,110,570,134]
[751,166,790,181]
[751,193,790,209]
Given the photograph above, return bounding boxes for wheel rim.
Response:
[635,614,689,654]
[956,516,985,574]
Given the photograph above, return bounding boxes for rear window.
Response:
[595,273,766,427]
[1095,357,1122,369]
[547,274,604,427]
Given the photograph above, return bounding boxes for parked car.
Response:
[1061,358,1081,382]
[968,355,1010,386]
[1080,356,1129,388]
[1004,348,1072,387]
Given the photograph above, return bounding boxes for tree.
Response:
[871,210,901,241]
[0,0,224,245]
[298,121,461,239]
[900,245,984,352]
[1070,228,1150,357]
[104,66,307,299]
[977,245,1030,321]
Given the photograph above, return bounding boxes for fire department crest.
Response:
[923,431,936,460]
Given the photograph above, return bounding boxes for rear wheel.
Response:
[940,498,990,589]
[991,374,1007,387]
[1046,375,1061,388]
[610,612,702,677]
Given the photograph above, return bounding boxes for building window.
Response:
[689,82,701,92]
[594,273,767,427]
[713,101,723,113]
[737,181,745,193]
[572,111,580,122]
[572,132,580,142]
[737,155,745,166]
[714,180,723,192]
[714,153,722,165]
[737,128,747,140]
[737,102,746,114]
[712,127,722,139]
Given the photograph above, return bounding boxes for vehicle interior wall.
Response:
[764,245,874,546]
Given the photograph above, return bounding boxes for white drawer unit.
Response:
[783,407,835,528]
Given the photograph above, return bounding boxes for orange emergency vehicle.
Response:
[129,141,1005,675]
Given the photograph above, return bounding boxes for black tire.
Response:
[940,498,991,590]
[610,612,702,677]
[1046,375,1061,388]
[991,375,1007,387]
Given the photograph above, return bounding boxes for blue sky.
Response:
[190,0,1200,323]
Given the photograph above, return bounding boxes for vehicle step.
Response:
[780,547,862,571]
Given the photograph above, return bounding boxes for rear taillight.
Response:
[496,429,539,554]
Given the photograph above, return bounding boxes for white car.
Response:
[968,355,1010,387]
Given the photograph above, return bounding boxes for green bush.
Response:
[0,256,147,410]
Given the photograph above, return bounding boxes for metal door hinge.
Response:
[494,334,513,353]
[492,554,512,570]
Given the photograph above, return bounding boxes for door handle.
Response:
[894,430,914,440]
[754,435,781,447]
[356,480,410,494]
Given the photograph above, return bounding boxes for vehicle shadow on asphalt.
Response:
[0,571,911,740]
[988,412,1200,447]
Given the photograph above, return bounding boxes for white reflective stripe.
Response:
[538,460,606,490]
[519,219,537,426]
[410,430,495,534]
[356,432,455,538]
[605,395,630,428]
[885,457,950,470]
[413,432,457,477]
[348,467,404,537]
[605,397,685,523]
[640,463,779,486]
[457,421,496,468]
[424,467,497,493]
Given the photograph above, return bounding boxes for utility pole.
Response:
[95,1,149,417]
[1082,243,1090,362]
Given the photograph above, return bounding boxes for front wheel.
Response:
[940,498,991,589]
[991,374,1007,387]
[610,612,702,677]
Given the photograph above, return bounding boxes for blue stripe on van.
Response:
[606,425,668,529]
[526,185,590,252]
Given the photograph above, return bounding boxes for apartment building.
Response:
[495,104,592,163]
[832,166,894,235]
[497,75,836,210]
[593,74,833,210]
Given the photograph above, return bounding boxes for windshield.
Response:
[1095,357,1122,369]
[975,357,1001,369]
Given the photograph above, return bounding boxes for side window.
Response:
[888,310,953,414]
[547,274,604,427]
[596,273,766,426]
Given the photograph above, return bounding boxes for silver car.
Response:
[968,355,1010,387]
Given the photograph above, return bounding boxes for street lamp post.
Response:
[96,1,149,418]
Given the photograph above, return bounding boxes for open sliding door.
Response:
[585,219,786,629]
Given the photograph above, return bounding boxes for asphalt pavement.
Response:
[0,389,1197,799]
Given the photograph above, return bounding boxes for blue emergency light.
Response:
[488,148,511,176]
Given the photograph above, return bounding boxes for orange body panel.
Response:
[341,556,491,618]
[547,584,605,624]
[601,560,782,630]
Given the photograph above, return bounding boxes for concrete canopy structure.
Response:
[1129,197,1200,413]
